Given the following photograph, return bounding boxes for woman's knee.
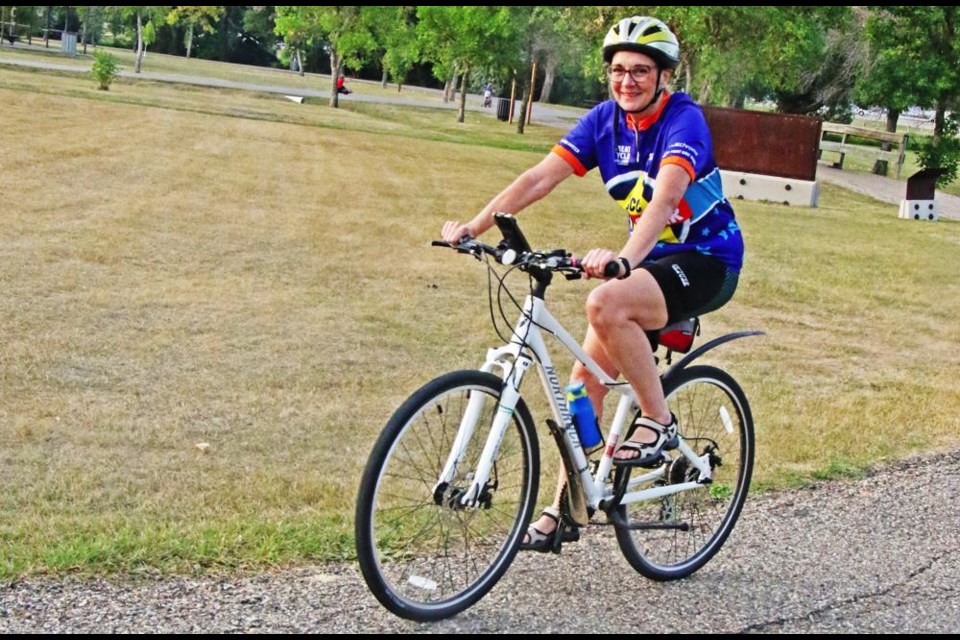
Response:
[585,285,619,329]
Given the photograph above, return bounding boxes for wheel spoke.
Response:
[355,371,538,621]
[615,366,753,580]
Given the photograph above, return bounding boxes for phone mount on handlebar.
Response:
[493,213,532,255]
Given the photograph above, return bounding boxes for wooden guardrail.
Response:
[818,122,909,179]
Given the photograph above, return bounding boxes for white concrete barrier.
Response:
[899,199,939,221]
[720,170,820,207]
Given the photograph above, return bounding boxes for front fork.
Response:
[433,350,532,509]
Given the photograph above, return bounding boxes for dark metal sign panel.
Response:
[702,105,821,182]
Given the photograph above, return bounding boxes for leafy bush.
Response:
[91,50,119,91]
[916,113,960,187]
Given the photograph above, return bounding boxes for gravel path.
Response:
[3,452,958,633]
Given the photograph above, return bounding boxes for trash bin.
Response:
[496,97,511,122]
[899,168,947,221]
[61,32,77,57]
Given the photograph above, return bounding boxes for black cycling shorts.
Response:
[639,252,739,326]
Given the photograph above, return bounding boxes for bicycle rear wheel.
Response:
[615,365,754,580]
[355,370,539,621]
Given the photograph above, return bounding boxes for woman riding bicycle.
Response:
[440,15,744,550]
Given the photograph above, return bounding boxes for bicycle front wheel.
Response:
[355,370,539,622]
[615,365,754,580]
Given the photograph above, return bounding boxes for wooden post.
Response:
[508,75,517,125]
[526,62,537,125]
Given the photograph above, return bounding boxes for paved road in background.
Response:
[0,56,582,128]
[3,453,958,633]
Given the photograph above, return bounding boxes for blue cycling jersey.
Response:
[552,93,743,272]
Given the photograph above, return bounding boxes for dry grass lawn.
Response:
[1,64,959,577]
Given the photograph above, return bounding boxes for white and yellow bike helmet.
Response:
[602,16,680,70]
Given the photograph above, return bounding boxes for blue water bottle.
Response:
[565,382,603,452]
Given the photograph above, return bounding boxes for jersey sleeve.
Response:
[552,107,600,177]
[660,105,712,182]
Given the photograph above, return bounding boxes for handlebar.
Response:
[432,238,623,280]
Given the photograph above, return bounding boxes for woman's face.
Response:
[609,50,670,115]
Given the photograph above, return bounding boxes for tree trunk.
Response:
[681,52,693,95]
[697,76,712,105]
[330,53,341,108]
[872,109,900,177]
[381,67,388,89]
[397,82,402,93]
[81,6,89,54]
[296,49,304,76]
[540,55,557,104]
[135,14,144,74]
[934,103,947,140]
[885,108,900,134]
[457,67,470,123]
[44,6,52,48]
[185,22,194,59]
[1,7,6,43]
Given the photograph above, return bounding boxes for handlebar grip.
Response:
[603,261,622,279]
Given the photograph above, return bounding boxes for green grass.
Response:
[1,63,959,578]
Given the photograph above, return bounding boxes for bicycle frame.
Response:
[435,289,758,525]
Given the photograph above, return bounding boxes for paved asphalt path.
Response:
[0,56,582,129]
[2,452,958,633]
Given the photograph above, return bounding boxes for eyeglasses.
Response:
[606,65,654,83]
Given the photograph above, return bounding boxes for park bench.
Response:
[818,122,909,178]
[2,33,18,45]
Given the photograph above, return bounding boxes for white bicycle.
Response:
[355,214,761,622]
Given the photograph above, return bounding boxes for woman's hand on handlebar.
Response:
[579,248,620,280]
[441,221,474,245]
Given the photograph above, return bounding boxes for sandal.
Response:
[613,413,679,468]
[518,507,580,553]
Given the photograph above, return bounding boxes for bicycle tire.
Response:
[615,365,754,581]
[355,370,539,621]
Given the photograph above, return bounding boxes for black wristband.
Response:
[617,257,632,280]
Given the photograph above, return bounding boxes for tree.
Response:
[375,6,419,92]
[166,6,223,59]
[275,6,377,108]
[121,6,171,73]
[418,6,521,123]
[862,7,960,185]
[861,7,960,139]
[528,7,589,104]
